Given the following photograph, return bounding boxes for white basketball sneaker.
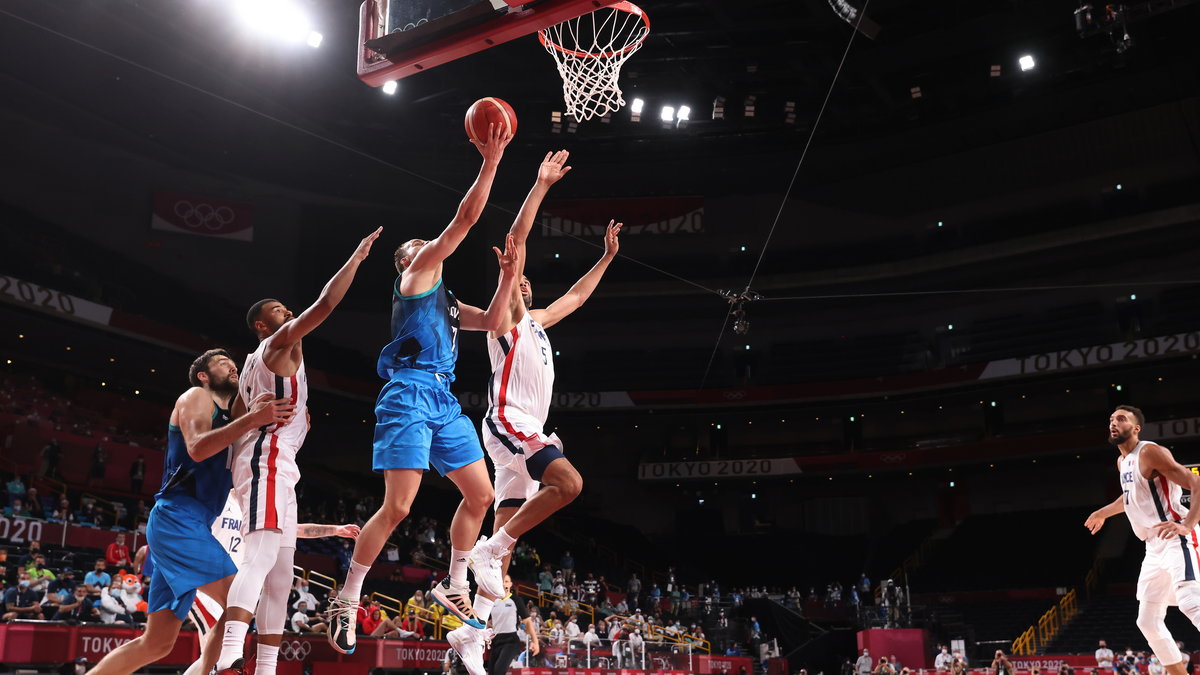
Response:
[467,535,505,599]
[446,625,487,675]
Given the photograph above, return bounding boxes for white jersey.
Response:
[1120,440,1191,541]
[486,312,555,435]
[232,339,309,532]
[211,493,246,567]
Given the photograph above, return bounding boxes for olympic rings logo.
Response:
[172,200,237,231]
[279,640,312,661]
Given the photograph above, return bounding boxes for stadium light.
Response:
[306,31,323,48]
[1019,54,1036,71]
[382,80,398,95]
[660,106,675,122]
[235,0,314,44]
[677,105,691,121]
[631,98,645,114]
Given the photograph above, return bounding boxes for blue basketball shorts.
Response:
[373,369,484,476]
[145,497,237,621]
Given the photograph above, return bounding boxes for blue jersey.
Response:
[158,402,233,522]
[377,277,461,381]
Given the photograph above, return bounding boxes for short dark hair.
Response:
[246,298,278,334]
[1116,405,1145,426]
[188,349,234,387]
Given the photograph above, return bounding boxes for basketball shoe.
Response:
[326,595,359,654]
[446,625,487,675]
[467,535,505,599]
[431,576,485,629]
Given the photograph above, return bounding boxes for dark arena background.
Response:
[2,1,1200,675]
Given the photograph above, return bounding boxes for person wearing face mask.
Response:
[98,579,134,625]
[934,648,952,672]
[85,558,112,594]
[2,570,44,620]
[292,578,319,612]
[55,584,100,623]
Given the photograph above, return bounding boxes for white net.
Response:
[538,2,650,121]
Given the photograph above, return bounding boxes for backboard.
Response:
[357,0,625,87]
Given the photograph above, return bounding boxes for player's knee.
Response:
[464,485,494,514]
[379,499,410,525]
[143,631,177,659]
[560,469,583,501]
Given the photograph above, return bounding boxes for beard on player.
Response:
[208,370,239,396]
[1108,427,1132,446]
[520,276,533,309]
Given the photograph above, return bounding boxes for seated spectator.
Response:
[548,619,565,646]
[54,584,99,622]
[356,594,376,629]
[407,589,427,615]
[566,615,582,644]
[105,532,131,570]
[4,498,31,518]
[362,606,417,639]
[24,488,45,519]
[50,497,76,524]
[290,601,328,634]
[78,502,96,526]
[97,578,134,625]
[19,540,42,568]
[583,624,602,648]
[292,578,319,611]
[26,555,57,591]
[400,607,425,639]
[3,570,45,620]
[85,559,111,593]
[6,475,26,507]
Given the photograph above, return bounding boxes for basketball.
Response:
[464,97,518,143]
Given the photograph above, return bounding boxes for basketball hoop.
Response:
[538,1,650,121]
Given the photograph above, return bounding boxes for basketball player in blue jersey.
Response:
[448,151,621,675]
[86,349,293,675]
[327,123,516,655]
[1085,405,1200,675]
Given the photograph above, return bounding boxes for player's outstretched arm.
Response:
[1084,495,1124,534]
[1144,444,1200,538]
[509,150,571,250]
[269,227,381,350]
[460,234,520,332]
[408,124,512,278]
[531,221,621,330]
[297,523,361,539]
[179,390,295,461]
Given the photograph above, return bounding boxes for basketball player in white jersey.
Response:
[1086,405,1200,675]
[215,227,382,675]
[446,150,622,675]
[181,490,359,675]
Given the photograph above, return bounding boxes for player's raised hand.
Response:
[351,227,383,263]
[247,393,296,427]
[335,524,361,539]
[536,150,572,186]
[473,122,514,163]
[493,233,519,278]
[603,220,622,258]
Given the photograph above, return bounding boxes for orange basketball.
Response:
[465,97,518,143]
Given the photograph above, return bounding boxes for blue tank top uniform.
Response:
[373,276,484,475]
[146,402,239,620]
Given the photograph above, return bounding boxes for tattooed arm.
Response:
[297,523,361,539]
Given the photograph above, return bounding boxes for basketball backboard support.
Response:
[357,0,624,87]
